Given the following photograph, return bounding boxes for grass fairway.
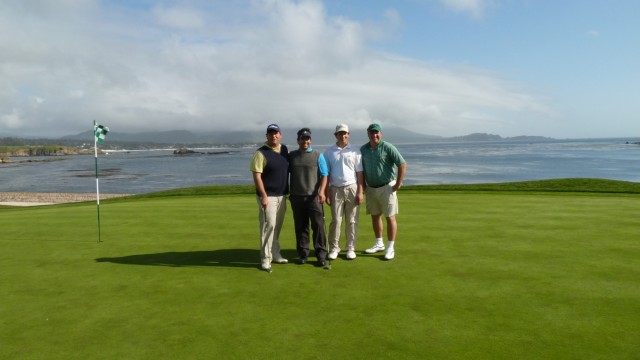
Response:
[1,179,639,359]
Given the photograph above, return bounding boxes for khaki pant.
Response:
[257,195,286,267]
[328,183,360,252]
[365,180,398,217]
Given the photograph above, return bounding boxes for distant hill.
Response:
[448,133,553,142]
[60,127,442,147]
[61,129,265,145]
[3,130,554,150]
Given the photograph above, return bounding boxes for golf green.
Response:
[1,183,639,359]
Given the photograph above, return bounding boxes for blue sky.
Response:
[1,0,638,138]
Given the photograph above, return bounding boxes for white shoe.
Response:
[328,249,340,260]
[384,248,395,260]
[365,243,385,254]
[346,250,356,260]
[273,257,288,264]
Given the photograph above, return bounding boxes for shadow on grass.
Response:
[95,249,262,268]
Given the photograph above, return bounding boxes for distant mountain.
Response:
[310,127,442,146]
[6,129,553,150]
[61,129,264,145]
[449,133,502,142]
[60,127,441,146]
[447,133,553,142]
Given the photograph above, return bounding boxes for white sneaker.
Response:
[384,248,395,260]
[346,250,356,260]
[273,257,288,264]
[328,249,340,260]
[365,243,385,254]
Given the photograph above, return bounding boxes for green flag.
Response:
[95,124,109,144]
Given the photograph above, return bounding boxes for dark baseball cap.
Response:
[266,124,281,133]
[297,129,312,139]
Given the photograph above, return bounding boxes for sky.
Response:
[1,0,638,139]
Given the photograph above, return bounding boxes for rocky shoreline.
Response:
[0,192,130,205]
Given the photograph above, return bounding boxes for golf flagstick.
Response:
[93,120,109,243]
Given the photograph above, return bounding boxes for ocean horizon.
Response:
[1,137,639,194]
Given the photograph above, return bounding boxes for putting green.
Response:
[1,183,639,359]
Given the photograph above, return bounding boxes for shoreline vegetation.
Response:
[2,178,639,206]
[0,145,95,163]
[0,192,130,205]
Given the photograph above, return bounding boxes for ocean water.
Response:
[1,138,639,194]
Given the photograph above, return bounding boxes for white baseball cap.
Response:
[335,124,349,133]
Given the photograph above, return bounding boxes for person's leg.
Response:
[364,187,385,253]
[309,196,327,263]
[384,184,399,260]
[384,215,397,260]
[386,215,397,243]
[371,214,383,239]
[363,213,385,254]
[291,196,310,261]
[328,186,345,256]
[344,183,359,252]
[271,196,288,263]
[259,196,279,269]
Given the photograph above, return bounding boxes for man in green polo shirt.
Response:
[360,123,407,260]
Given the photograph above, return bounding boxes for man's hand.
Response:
[260,195,268,210]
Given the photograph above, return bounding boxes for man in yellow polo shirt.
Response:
[250,124,290,272]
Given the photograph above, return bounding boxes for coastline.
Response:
[0,192,130,206]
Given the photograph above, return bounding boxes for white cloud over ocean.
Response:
[1,0,552,137]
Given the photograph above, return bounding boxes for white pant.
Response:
[328,183,360,252]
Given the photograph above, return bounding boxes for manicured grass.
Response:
[1,179,639,359]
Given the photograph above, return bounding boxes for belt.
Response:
[369,182,390,189]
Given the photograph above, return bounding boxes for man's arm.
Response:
[317,153,329,203]
[325,185,332,205]
[317,175,327,204]
[392,162,406,192]
[355,171,364,205]
[252,172,269,209]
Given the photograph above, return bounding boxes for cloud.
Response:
[152,4,206,30]
[0,0,546,138]
[1,109,22,129]
[438,0,492,18]
[586,30,600,37]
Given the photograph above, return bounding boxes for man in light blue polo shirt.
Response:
[360,123,407,260]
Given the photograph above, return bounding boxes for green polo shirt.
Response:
[360,140,405,187]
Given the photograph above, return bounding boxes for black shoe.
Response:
[317,260,326,267]
[297,258,307,265]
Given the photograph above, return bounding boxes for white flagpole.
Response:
[94,120,102,242]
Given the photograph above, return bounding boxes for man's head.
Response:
[265,123,282,146]
[367,123,381,132]
[266,124,281,134]
[297,127,312,151]
[334,123,350,146]
[367,123,382,147]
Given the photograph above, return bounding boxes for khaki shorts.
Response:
[365,180,398,217]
